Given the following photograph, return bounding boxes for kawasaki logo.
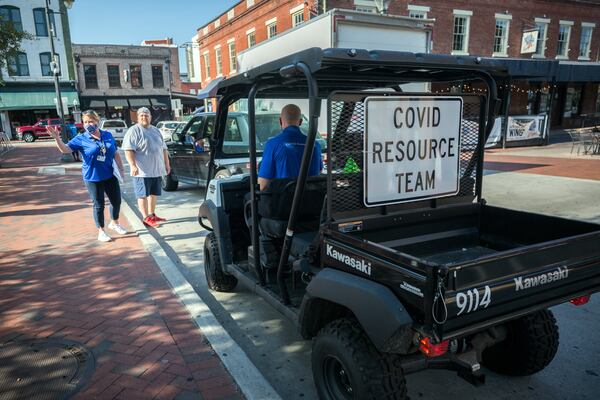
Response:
[326,244,372,276]
[514,267,569,291]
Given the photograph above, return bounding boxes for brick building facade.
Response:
[193,0,600,128]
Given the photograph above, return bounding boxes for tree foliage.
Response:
[0,22,32,84]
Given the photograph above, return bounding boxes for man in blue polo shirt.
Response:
[258,104,322,190]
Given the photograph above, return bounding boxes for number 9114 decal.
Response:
[455,286,492,316]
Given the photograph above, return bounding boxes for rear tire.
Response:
[312,318,407,400]
[161,172,178,191]
[483,309,559,376]
[23,132,35,142]
[204,232,237,292]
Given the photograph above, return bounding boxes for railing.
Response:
[0,131,15,160]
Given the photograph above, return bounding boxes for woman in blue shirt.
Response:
[48,110,127,242]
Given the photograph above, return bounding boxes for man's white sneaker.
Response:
[98,230,113,242]
[108,222,128,235]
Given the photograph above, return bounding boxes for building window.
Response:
[83,64,98,88]
[203,52,210,80]
[452,11,471,54]
[8,52,28,76]
[267,23,277,38]
[203,27,208,35]
[39,52,53,76]
[247,0,254,8]
[152,65,164,88]
[292,11,304,27]
[247,30,256,47]
[130,64,143,88]
[596,86,600,113]
[557,22,572,58]
[0,6,23,32]
[33,8,55,37]
[107,65,121,88]
[534,20,549,57]
[408,5,430,19]
[493,16,511,56]
[228,41,237,72]
[214,19,220,29]
[579,24,594,59]
[215,47,222,76]
[227,9,234,20]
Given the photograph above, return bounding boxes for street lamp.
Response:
[45,0,68,143]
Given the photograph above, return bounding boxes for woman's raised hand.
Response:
[47,126,61,140]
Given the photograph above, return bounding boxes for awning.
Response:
[558,61,600,82]
[85,99,107,109]
[484,58,559,80]
[106,99,129,108]
[149,97,169,108]
[128,98,151,107]
[197,77,224,100]
[0,86,79,111]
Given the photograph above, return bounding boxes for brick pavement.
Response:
[485,150,600,181]
[0,142,244,400]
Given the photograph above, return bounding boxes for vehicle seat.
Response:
[255,176,327,238]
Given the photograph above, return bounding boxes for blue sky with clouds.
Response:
[67,0,239,72]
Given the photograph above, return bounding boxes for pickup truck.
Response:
[198,48,600,399]
[16,119,83,142]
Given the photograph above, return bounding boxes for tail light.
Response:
[419,337,449,358]
[570,295,590,306]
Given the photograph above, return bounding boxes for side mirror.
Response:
[172,133,180,142]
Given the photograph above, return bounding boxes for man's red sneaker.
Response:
[151,214,166,222]
[143,216,160,228]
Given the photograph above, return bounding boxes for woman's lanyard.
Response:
[92,133,107,162]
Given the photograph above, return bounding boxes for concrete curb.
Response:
[120,201,282,400]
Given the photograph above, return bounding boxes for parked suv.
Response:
[162,111,326,191]
[16,119,83,142]
[99,119,128,145]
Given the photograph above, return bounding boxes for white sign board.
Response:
[364,97,463,206]
[507,115,547,141]
[521,30,539,54]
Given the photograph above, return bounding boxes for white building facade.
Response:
[0,0,78,138]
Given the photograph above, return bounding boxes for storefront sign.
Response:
[520,30,539,54]
[364,96,463,206]
[507,115,547,141]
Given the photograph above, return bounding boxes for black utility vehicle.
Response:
[163,111,326,191]
[198,48,600,399]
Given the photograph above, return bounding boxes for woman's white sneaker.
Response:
[98,230,113,242]
[108,222,127,235]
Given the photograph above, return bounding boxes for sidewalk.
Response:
[0,142,244,400]
[484,141,600,181]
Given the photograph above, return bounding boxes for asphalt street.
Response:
[119,161,600,400]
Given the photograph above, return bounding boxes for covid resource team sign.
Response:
[363,97,463,206]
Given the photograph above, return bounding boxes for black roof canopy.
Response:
[203,47,509,100]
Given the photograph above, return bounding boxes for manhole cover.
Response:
[0,339,95,400]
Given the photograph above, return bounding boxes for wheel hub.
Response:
[323,356,354,399]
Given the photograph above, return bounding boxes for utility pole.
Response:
[45,0,68,143]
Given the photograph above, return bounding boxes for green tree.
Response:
[0,22,32,84]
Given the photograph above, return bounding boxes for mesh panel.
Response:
[328,93,484,215]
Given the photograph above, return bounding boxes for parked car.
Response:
[156,120,182,142]
[162,111,326,191]
[163,121,186,143]
[99,119,128,145]
[16,119,83,142]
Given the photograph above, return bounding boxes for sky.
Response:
[67,0,239,73]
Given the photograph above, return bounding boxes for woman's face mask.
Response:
[84,122,98,133]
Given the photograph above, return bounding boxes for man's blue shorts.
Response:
[133,177,162,198]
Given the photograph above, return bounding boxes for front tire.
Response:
[161,172,178,191]
[22,132,35,142]
[483,309,559,376]
[312,318,407,400]
[204,232,237,292]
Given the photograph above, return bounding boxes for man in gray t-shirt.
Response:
[122,107,171,228]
